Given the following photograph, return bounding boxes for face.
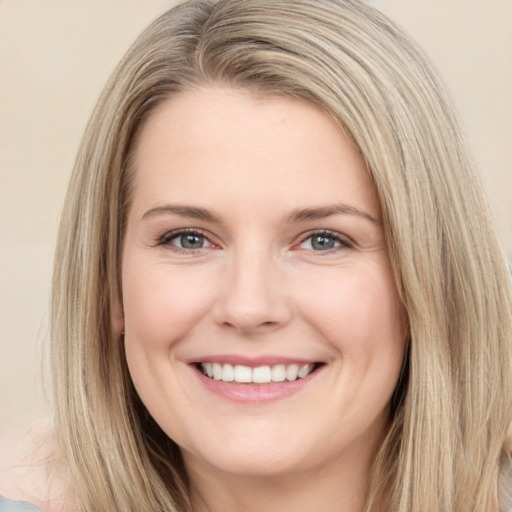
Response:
[120,87,406,481]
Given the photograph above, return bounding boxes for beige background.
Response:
[1,0,511,450]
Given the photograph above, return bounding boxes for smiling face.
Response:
[120,87,406,484]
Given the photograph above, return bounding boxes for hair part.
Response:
[50,1,512,510]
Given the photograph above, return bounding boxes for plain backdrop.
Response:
[1,0,511,454]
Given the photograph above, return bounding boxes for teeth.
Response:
[222,364,234,382]
[253,366,272,383]
[286,364,299,381]
[213,362,222,380]
[234,365,252,383]
[200,362,316,384]
[204,362,214,378]
[298,363,314,378]
[271,364,286,382]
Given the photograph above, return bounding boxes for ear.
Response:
[111,284,125,335]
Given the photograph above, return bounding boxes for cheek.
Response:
[296,264,406,363]
[121,261,217,435]
[304,266,403,324]
[122,261,218,348]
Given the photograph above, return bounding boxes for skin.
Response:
[120,86,407,512]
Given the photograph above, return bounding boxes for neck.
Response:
[186,450,373,512]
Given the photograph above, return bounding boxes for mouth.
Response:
[195,362,324,384]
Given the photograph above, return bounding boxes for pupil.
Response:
[312,235,334,250]
[181,234,203,249]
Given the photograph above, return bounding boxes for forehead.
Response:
[129,86,379,219]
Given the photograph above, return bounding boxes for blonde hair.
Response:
[51,0,512,510]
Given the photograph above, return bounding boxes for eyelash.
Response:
[156,228,353,254]
[296,230,354,254]
[156,228,215,253]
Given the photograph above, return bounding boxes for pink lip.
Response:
[187,354,318,367]
[189,362,323,404]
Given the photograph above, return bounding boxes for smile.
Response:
[199,362,319,384]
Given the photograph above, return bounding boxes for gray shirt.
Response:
[0,496,40,512]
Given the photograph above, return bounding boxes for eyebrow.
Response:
[141,202,379,225]
[141,205,220,223]
[286,203,380,224]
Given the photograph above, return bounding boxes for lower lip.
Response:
[193,367,322,403]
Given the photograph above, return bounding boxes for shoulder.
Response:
[0,496,41,512]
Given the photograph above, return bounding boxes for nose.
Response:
[212,249,292,336]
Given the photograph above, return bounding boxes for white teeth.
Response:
[200,362,317,383]
[271,364,286,382]
[286,364,299,381]
[213,362,222,380]
[298,364,314,379]
[234,365,252,383]
[204,362,214,378]
[253,366,272,383]
[222,363,235,382]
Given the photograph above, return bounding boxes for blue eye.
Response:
[159,230,213,250]
[299,231,350,251]
[174,233,207,249]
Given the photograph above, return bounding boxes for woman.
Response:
[2,0,511,510]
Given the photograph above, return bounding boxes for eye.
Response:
[174,233,208,249]
[158,229,215,250]
[298,231,352,252]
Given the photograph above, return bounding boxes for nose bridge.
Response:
[213,242,290,334]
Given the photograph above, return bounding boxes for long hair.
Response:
[50,0,512,510]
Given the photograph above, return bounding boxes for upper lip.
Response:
[187,355,322,367]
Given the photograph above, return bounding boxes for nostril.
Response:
[218,316,285,335]
[211,273,292,333]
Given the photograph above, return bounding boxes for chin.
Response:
[193,451,306,479]
[182,432,313,479]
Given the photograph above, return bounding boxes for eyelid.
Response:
[154,228,353,254]
[156,228,218,251]
[295,229,354,252]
